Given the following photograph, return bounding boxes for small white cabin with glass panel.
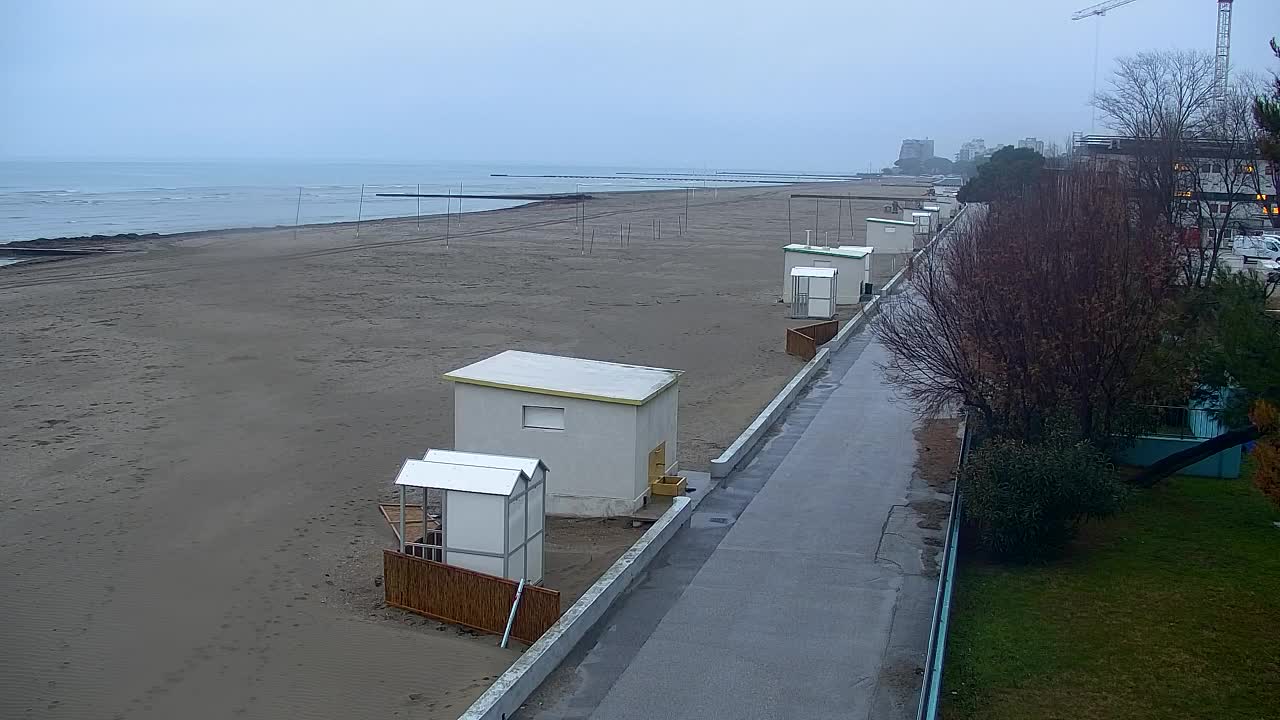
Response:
[392,449,547,583]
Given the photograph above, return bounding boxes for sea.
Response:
[0,160,785,245]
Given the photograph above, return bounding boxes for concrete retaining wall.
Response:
[709,347,831,478]
[458,495,693,720]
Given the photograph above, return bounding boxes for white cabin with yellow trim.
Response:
[444,350,681,517]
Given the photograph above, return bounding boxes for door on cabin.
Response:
[648,442,666,488]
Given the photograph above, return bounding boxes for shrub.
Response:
[961,434,1126,560]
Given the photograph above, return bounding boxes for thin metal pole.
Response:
[590,228,595,254]
[837,198,843,244]
[398,486,407,553]
[500,578,527,649]
[684,188,690,234]
[293,187,302,241]
[620,223,623,247]
[445,192,451,248]
[1091,18,1100,132]
[355,183,365,238]
[416,183,421,231]
[787,196,793,244]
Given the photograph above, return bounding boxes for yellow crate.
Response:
[650,475,687,497]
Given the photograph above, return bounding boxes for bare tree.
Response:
[1179,77,1270,287]
[875,168,1183,445]
[1093,50,1217,225]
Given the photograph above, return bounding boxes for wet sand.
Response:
[0,181,926,719]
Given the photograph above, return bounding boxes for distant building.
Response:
[955,138,987,163]
[898,138,935,163]
[1017,137,1046,155]
[1073,134,1277,232]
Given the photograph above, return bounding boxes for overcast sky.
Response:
[1,0,1277,170]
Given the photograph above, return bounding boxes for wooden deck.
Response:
[378,503,439,544]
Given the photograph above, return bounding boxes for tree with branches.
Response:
[1253,38,1280,228]
[1178,77,1270,287]
[1093,49,1217,227]
[874,167,1183,446]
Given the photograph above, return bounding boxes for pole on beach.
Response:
[620,223,623,247]
[445,191,451,248]
[684,187,690,235]
[293,187,302,241]
[416,183,421,231]
[626,222,631,247]
[356,184,366,239]
[847,194,855,243]
[652,218,656,242]
[836,198,843,245]
[590,228,595,254]
[787,196,793,245]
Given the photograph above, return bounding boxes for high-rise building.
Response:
[898,138,935,163]
[955,138,987,163]
[1017,137,1046,155]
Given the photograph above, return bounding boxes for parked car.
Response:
[1231,234,1280,261]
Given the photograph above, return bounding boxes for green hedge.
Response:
[962,434,1126,560]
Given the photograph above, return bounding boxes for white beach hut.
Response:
[445,351,681,517]
[788,266,837,319]
[393,450,547,583]
[781,244,872,304]
[905,210,933,237]
[865,218,915,254]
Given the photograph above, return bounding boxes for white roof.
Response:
[922,205,941,211]
[866,217,915,226]
[783,243,873,259]
[394,458,525,496]
[791,266,837,278]
[444,350,681,406]
[911,211,931,217]
[422,449,547,477]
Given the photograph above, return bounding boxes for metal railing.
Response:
[1141,405,1224,440]
[916,417,973,720]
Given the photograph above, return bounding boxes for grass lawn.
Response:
[942,473,1280,720]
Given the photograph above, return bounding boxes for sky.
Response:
[1,0,1277,171]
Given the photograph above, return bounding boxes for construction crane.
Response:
[1071,0,1141,21]
[1072,0,1236,105]
[1213,0,1234,103]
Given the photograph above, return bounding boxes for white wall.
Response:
[866,222,914,254]
[782,251,868,304]
[453,383,641,517]
[447,490,505,555]
[444,489,508,577]
[633,384,679,502]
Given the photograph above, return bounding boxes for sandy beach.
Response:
[0,180,926,719]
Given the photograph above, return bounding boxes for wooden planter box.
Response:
[650,475,687,497]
